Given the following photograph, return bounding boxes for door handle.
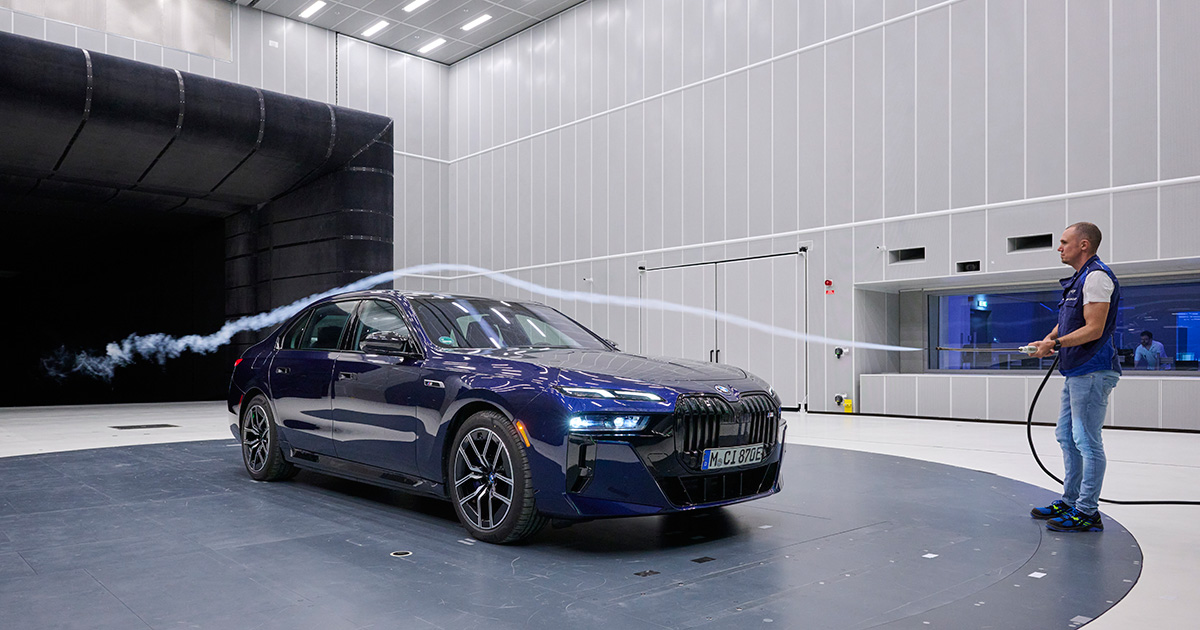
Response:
[275,366,290,374]
[710,349,715,362]
[715,349,720,363]
[338,372,356,380]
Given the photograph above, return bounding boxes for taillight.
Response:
[234,358,243,368]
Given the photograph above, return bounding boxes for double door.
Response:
[639,252,806,408]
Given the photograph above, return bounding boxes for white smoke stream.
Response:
[44,263,919,380]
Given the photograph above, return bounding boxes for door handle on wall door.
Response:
[710,349,715,362]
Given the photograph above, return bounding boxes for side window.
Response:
[280,311,311,350]
[299,301,356,350]
[351,300,414,351]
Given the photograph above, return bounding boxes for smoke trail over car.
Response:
[44,263,920,380]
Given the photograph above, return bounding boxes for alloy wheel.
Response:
[453,427,514,531]
[243,404,270,474]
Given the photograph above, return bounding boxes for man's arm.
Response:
[1030,302,1110,358]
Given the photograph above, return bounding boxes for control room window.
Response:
[929,280,1200,372]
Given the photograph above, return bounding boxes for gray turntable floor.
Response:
[0,440,1139,630]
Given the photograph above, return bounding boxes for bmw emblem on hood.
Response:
[714,385,737,398]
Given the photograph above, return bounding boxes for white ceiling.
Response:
[242,0,585,65]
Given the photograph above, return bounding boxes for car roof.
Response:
[315,289,545,306]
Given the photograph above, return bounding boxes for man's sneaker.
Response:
[1031,500,1072,520]
[1046,508,1104,532]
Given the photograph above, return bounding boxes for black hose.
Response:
[1027,354,1200,506]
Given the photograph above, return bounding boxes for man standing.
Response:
[1028,222,1121,533]
[1134,331,1169,370]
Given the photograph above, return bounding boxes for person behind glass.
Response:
[1134,330,1168,370]
[1027,222,1120,533]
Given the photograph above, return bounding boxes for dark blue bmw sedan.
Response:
[228,290,785,543]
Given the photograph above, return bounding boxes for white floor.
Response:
[1,402,1196,628]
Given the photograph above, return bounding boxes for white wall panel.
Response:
[825,39,853,223]
[860,374,886,414]
[0,8,12,33]
[854,28,883,222]
[748,65,772,238]
[884,214,950,280]
[1066,195,1113,262]
[885,374,917,416]
[884,18,915,217]
[772,54,800,234]
[985,201,1067,272]
[1161,379,1200,431]
[44,18,74,46]
[261,12,286,94]
[1111,189,1158,263]
[854,224,885,284]
[915,375,951,419]
[950,375,988,419]
[236,6,261,88]
[949,210,986,274]
[11,10,42,38]
[986,0,1023,204]
[1066,1,1109,193]
[1161,0,1200,180]
[1112,1,1157,187]
[1112,378,1161,429]
[726,72,750,244]
[1026,0,1066,198]
[1159,182,1200,260]
[987,376,1026,423]
[949,0,984,210]
[798,0,824,48]
[1031,374,1066,425]
[797,50,824,230]
[915,6,949,214]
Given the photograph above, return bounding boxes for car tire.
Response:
[448,411,546,544]
[241,395,298,482]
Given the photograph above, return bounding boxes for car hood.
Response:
[445,348,749,383]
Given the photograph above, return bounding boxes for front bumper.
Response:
[540,393,786,519]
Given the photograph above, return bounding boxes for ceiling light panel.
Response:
[298,1,326,19]
[418,37,446,53]
[461,14,491,31]
[362,19,389,37]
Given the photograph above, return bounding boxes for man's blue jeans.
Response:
[1056,370,1120,515]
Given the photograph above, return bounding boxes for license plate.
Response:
[701,444,766,471]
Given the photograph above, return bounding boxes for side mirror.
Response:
[360,330,419,356]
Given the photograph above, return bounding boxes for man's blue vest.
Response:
[1057,256,1121,377]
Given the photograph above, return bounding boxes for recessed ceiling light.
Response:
[299,1,326,19]
[418,37,446,54]
[403,0,431,12]
[462,14,492,31]
[362,20,389,38]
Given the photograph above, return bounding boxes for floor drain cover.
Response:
[390,551,412,558]
[634,570,660,577]
[691,556,716,563]
[110,424,179,430]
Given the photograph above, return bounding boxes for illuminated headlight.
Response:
[567,414,652,432]
[556,387,664,402]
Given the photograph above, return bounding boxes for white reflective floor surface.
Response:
[0,402,1195,629]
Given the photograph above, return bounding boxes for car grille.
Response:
[674,393,779,464]
[659,462,779,507]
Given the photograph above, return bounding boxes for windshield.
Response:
[410,297,609,350]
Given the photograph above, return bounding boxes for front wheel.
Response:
[448,411,545,544]
[241,395,298,481]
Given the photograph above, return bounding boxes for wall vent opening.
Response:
[1007,233,1054,253]
[956,260,981,273]
[888,247,926,264]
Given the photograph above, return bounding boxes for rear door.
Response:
[331,299,426,477]
[269,300,356,456]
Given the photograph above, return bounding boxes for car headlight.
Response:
[556,386,664,402]
[567,414,652,432]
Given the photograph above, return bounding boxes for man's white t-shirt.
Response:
[1082,271,1114,305]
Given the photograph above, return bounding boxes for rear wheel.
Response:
[449,411,545,543]
[241,395,298,481]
